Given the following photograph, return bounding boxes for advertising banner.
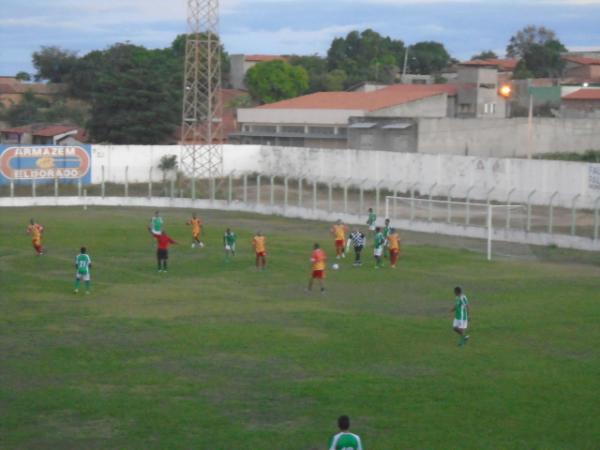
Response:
[0,145,92,185]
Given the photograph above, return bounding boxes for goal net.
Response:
[384,195,533,260]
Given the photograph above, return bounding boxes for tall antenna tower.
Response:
[181,0,223,178]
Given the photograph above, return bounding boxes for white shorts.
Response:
[374,247,383,257]
[76,272,91,281]
[368,224,376,231]
[453,319,468,329]
[151,230,161,236]
[225,244,236,251]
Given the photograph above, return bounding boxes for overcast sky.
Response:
[1,0,600,76]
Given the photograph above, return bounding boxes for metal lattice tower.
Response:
[181,0,223,178]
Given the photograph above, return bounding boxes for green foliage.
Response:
[2,207,600,449]
[15,71,31,81]
[407,41,451,75]
[534,150,600,162]
[86,44,180,144]
[1,91,49,126]
[506,25,558,58]
[32,46,78,82]
[226,93,253,109]
[327,29,405,87]
[246,60,309,104]
[513,39,566,79]
[323,69,348,91]
[471,50,498,60]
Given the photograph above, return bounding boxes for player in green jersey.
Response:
[223,228,237,261]
[451,286,470,347]
[373,226,385,268]
[328,415,363,450]
[150,210,164,236]
[74,247,92,294]
[382,218,391,258]
[366,208,376,232]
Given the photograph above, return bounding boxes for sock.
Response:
[74,279,80,290]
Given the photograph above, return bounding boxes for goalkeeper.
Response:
[346,228,366,267]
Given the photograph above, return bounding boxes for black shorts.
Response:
[354,245,363,252]
[157,249,168,260]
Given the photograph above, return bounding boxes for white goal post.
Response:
[384,195,525,261]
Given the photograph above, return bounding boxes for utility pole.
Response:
[527,93,533,159]
[181,0,223,179]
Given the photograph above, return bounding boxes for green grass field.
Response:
[1,206,599,450]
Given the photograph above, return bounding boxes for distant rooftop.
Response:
[256,84,458,112]
[562,88,600,101]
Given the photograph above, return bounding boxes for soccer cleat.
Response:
[200,242,205,248]
[342,253,346,258]
[74,289,79,293]
[191,243,195,248]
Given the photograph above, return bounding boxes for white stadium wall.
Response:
[91,144,600,209]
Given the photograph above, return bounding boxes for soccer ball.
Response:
[332,263,340,270]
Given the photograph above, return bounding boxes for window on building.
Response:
[253,125,277,134]
[459,103,472,113]
[281,126,305,134]
[336,127,347,136]
[242,124,250,132]
[484,103,497,114]
[308,126,335,135]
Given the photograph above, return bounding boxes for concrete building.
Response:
[232,84,460,148]
[229,54,287,90]
[232,65,509,149]
[561,88,600,118]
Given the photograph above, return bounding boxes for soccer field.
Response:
[1,206,599,449]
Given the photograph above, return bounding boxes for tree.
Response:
[471,50,498,60]
[158,154,178,183]
[323,69,348,91]
[87,43,180,144]
[513,39,567,79]
[506,25,558,58]
[3,91,49,126]
[407,41,451,75]
[289,55,328,92]
[32,46,78,82]
[245,60,309,104]
[15,71,31,81]
[326,29,405,87]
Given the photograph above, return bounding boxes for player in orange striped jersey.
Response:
[26,218,45,255]
[330,219,348,259]
[186,213,204,248]
[252,231,267,270]
[388,228,401,268]
[307,243,327,293]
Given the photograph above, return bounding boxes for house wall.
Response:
[237,107,365,126]
[229,55,247,90]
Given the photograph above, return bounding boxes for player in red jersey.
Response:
[307,243,327,293]
[148,227,177,272]
[26,218,45,255]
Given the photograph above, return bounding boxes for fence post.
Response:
[428,182,437,222]
[228,171,234,204]
[465,185,475,225]
[83,188,88,210]
[487,205,493,261]
[210,177,216,203]
[526,189,536,232]
[77,178,82,197]
[570,194,580,236]
[10,181,14,198]
[256,175,261,205]
[312,179,317,211]
[409,182,419,222]
[344,178,350,214]
[594,197,600,241]
[170,178,175,200]
[548,191,559,234]
[148,168,152,199]
[243,174,248,204]
[284,176,289,210]
[31,179,36,197]
[505,188,516,229]
[328,178,333,213]
[359,180,366,215]
[191,176,196,201]
[298,178,303,208]
[393,181,403,220]
[54,177,58,197]
[270,176,275,206]
[101,165,105,198]
[447,184,455,223]
[124,166,129,198]
[486,187,495,206]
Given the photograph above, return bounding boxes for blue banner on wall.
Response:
[0,144,92,185]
